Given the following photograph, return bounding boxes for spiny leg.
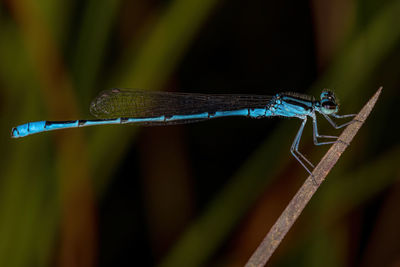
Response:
[293,121,315,168]
[323,113,359,129]
[331,113,357,118]
[312,114,339,146]
[290,117,315,174]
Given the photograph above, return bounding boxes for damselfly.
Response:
[11,89,356,175]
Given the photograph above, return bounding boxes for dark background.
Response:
[1,0,400,266]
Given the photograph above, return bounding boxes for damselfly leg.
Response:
[290,117,314,172]
[290,112,358,184]
[323,113,358,129]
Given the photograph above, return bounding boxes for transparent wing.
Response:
[90,89,273,123]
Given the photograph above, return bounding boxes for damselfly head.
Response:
[319,89,339,115]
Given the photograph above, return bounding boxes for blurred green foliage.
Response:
[1,0,399,267]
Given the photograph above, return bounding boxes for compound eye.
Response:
[321,100,338,114]
[323,101,336,110]
[321,89,337,100]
